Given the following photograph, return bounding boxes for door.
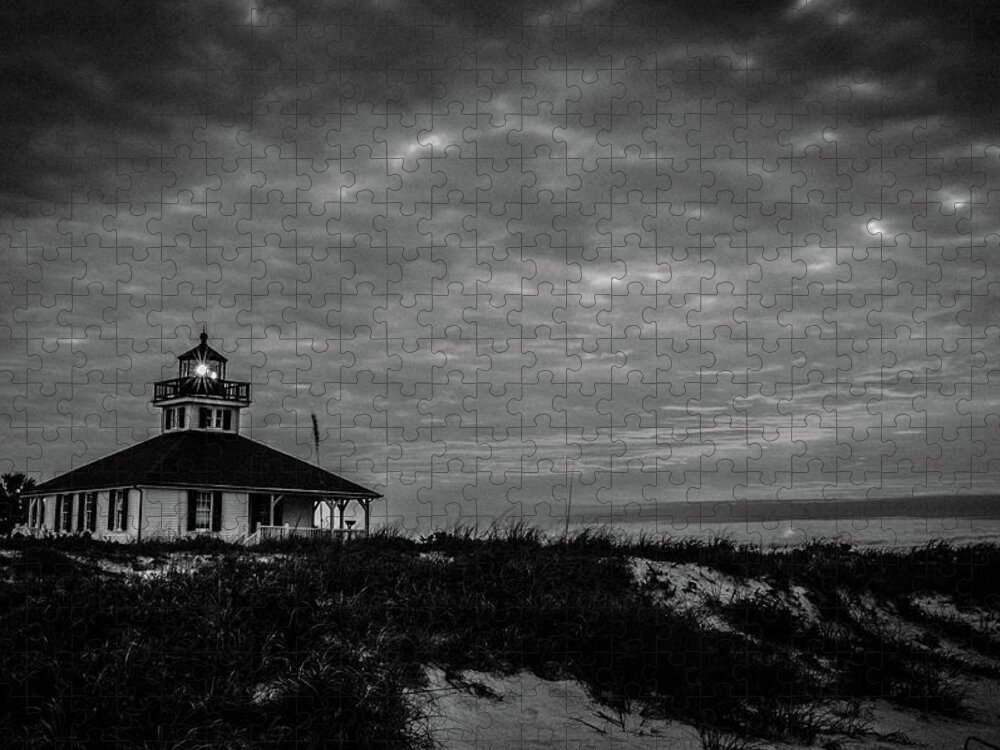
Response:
[249,494,283,532]
[249,493,269,533]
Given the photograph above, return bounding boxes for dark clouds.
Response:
[3,0,998,204]
[2,0,1000,531]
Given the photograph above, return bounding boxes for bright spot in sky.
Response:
[941,191,968,213]
[407,134,442,155]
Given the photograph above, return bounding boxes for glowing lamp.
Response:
[195,364,209,376]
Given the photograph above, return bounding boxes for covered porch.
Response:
[241,492,376,545]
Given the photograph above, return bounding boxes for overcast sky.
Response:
[2,0,999,532]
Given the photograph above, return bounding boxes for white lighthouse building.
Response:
[22,331,380,543]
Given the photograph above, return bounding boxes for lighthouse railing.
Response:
[152,378,251,403]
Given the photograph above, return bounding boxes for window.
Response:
[84,492,98,532]
[165,407,187,431]
[187,361,220,379]
[181,359,220,379]
[198,407,230,431]
[107,490,128,532]
[187,490,222,532]
[195,491,213,530]
[55,494,73,532]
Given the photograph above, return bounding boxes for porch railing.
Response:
[242,525,363,545]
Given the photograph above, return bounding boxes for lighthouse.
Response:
[21,331,381,543]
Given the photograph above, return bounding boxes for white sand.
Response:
[421,667,703,749]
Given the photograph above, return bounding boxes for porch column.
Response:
[361,498,371,536]
[269,494,283,526]
[334,499,350,533]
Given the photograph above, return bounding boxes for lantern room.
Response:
[177,333,228,380]
[152,330,251,434]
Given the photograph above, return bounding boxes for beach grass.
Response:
[0,527,997,748]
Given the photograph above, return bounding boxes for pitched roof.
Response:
[178,332,227,363]
[26,431,380,497]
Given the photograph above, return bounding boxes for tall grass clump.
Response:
[0,549,429,749]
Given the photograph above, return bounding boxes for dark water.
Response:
[606,516,1000,547]
[562,496,1000,546]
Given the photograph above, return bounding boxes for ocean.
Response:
[605,516,1000,547]
[556,496,1000,547]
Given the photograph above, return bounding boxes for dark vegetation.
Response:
[0,472,35,535]
[0,527,998,748]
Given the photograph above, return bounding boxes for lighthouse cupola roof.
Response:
[178,330,228,363]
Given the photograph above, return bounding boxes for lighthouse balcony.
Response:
[153,377,251,404]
